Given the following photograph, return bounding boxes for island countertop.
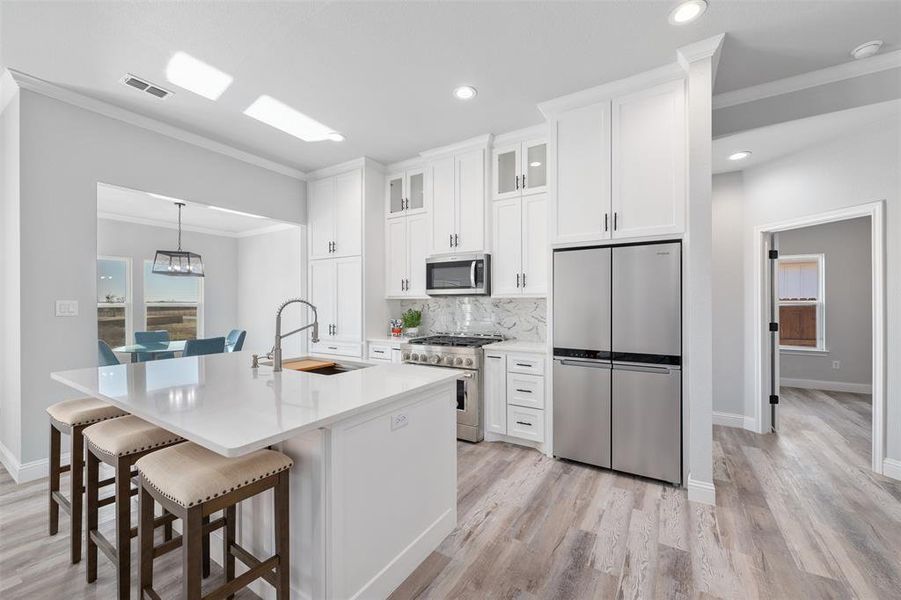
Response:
[51,352,463,457]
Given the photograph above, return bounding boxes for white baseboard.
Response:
[883,458,901,481]
[686,474,716,505]
[0,441,20,482]
[712,411,757,432]
[0,441,64,484]
[780,378,872,394]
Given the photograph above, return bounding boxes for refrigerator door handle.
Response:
[612,363,674,375]
[557,359,611,368]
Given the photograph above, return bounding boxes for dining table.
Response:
[112,340,186,363]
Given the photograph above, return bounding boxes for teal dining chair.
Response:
[134,331,175,361]
[98,340,120,367]
[183,337,226,357]
[225,329,246,352]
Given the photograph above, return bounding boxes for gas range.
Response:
[400,333,504,370]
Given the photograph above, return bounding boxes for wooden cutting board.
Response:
[281,359,336,372]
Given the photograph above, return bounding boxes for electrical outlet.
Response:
[832,360,841,369]
[390,413,408,431]
[55,300,79,317]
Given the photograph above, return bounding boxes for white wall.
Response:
[236,226,306,359]
[7,88,305,467]
[779,218,872,386]
[711,115,900,461]
[97,218,239,345]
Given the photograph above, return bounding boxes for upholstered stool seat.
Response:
[137,443,293,600]
[83,416,184,599]
[84,415,183,458]
[47,397,126,427]
[46,397,127,565]
[137,443,293,508]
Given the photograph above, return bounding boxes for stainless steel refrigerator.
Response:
[552,242,682,484]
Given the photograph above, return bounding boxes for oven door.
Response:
[455,370,483,442]
[426,254,490,296]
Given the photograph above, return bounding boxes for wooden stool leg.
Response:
[69,426,84,564]
[202,514,211,578]
[183,506,203,600]
[138,483,155,598]
[274,471,290,600]
[48,425,61,536]
[85,450,99,583]
[115,457,131,600]
[163,509,173,541]
[223,505,236,600]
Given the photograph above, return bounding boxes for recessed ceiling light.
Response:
[453,85,478,100]
[851,40,883,60]
[208,205,266,219]
[530,161,542,167]
[244,95,344,142]
[728,151,752,161]
[165,52,233,100]
[668,0,708,25]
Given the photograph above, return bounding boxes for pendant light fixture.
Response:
[152,202,205,277]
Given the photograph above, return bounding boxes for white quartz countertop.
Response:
[51,352,462,457]
[482,340,547,354]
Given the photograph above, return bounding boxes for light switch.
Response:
[55,300,79,317]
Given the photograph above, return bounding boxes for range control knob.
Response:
[402,352,411,361]
[445,355,455,365]
[430,355,441,364]
[454,357,464,366]
[410,353,419,362]
[464,358,474,367]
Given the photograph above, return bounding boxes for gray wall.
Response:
[778,218,872,386]
[8,89,305,465]
[97,218,239,345]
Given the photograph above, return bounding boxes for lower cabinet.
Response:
[484,349,546,444]
[368,340,403,363]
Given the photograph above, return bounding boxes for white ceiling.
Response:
[712,99,901,174]
[97,183,294,236]
[3,1,899,172]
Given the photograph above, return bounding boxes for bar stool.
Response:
[47,397,127,563]
[136,442,293,600]
[83,415,185,599]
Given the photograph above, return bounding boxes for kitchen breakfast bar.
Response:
[51,352,461,600]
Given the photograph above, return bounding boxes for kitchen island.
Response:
[52,352,461,600]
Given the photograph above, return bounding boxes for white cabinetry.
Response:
[492,194,547,297]
[548,78,685,244]
[386,168,428,218]
[310,256,362,357]
[385,212,430,298]
[309,169,362,259]
[483,348,546,445]
[368,339,403,363]
[430,148,486,254]
[492,139,547,200]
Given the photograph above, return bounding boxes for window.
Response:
[778,254,825,351]
[143,260,203,341]
[97,257,132,349]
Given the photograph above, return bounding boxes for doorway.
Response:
[753,202,885,474]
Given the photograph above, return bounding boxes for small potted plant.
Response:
[401,308,422,337]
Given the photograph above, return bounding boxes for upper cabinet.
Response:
[548,78,685,244]
[430,147,486,254]
[492,194,548,297]
[385,212,430,298]
[492,139,548,200]
[386,168,428,218]
[309,169,363,260]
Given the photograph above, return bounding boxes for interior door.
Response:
[406,213,430,296]
[768,233,781,432]
[385,217,407,297]
[309,260,336,338]
[492,198,522,296]
[386,173,405,217]
[493,143,521,200]
[521,194,547,295]
[333,169,362,257]
[430,156,456,253]
[308,178,334,260]
[455,148,485,252]
[611,79,685,239]
[521,139,548,196]
[334,256,362,342]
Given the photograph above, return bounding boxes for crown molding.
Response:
[419,133,494,159]
[713,49,901,110]
[307,156,385,180]
[493,122,549,146]
[6,68,308,181]
[98,211,296,239]
[1,70,19,114]
[677,33,726,80]
[538,62,685,118]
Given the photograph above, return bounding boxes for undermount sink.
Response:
[278,357,371,376]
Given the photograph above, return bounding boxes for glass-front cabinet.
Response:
[492,139,547,199]
[386,167,428,217]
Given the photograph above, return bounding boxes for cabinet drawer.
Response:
[368,344,393,362]
[506,405,545,443]
[506,373,545,409]
[507,353,545,376]
[311,341,362,358]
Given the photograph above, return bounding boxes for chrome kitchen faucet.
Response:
[268,298,320,372]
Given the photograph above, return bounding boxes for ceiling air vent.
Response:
[120,74,173,99]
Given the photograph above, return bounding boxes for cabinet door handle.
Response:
[516,273,520,288]
[405,278,409,290]
[522,173,526,189]
[604,213,608,232]
[454,233,459,247]
[449,234,453,248]
[522,273,526,288]
[515,175,519,190]
[614,212,618,231]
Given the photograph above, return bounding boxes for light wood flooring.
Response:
[3,387,900,599]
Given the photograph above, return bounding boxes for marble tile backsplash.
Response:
[394,297,547,341]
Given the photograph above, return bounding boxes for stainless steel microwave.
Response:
[426,253,491,296]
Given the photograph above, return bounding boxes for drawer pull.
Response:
[515,363,532,367]
[515,421,532,427]
[328,346,338,350]
[515,388,532,394]
[373,350,385,354]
